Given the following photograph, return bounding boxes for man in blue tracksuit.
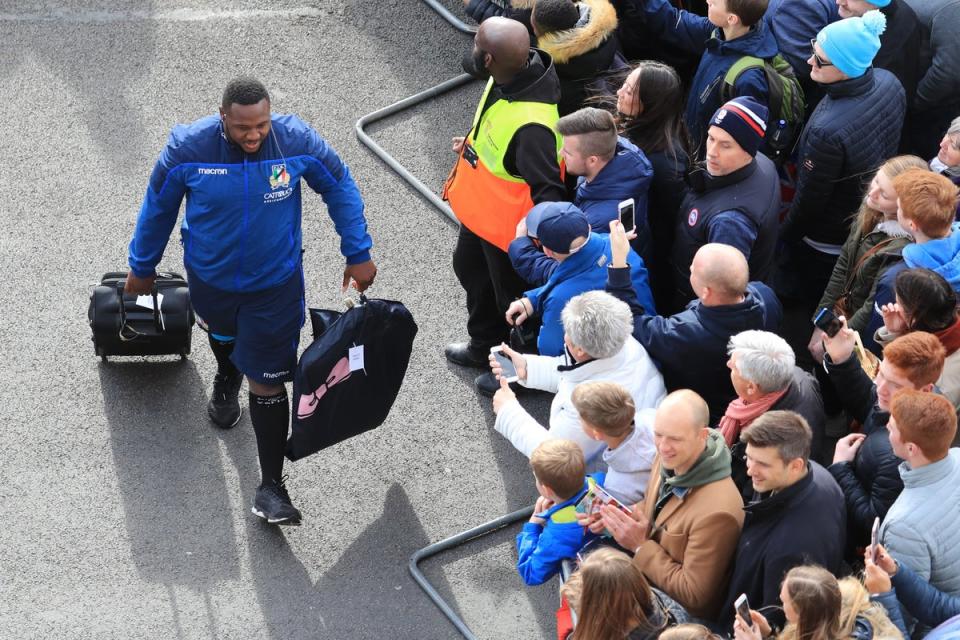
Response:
[125,77,377,525]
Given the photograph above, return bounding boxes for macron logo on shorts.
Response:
[198,167,228,175]
[262,370,290,379]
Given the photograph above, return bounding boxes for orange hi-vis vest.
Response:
[443,78,562,252]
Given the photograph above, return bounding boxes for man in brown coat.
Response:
[592,389,745,619]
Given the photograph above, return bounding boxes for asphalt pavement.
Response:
[0,1,560,638]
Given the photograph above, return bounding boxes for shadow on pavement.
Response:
[99,358,240,635]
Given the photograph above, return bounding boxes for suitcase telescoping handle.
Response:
[116,280,162,341]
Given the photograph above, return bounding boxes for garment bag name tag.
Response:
[348,345,365,372]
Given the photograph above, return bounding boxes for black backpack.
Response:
[720,54,806,162]
[285,295,417,461]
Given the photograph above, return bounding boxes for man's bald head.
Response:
[690,243,749,303]
[657,390,710,433]
[476,17,531,76]
[653,390,711,474]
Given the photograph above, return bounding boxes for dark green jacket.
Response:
[816,220,912,332]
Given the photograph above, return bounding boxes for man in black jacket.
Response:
[721,410,846,630]
[778,11,905,314]
[444,17,568,370]
[822,319,945,560]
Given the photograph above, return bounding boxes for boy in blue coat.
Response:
[624,0,775,157]
[516,439,602,586]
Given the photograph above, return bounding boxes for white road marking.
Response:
[0,7,325,23]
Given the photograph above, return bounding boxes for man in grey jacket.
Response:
[881,388,960,632]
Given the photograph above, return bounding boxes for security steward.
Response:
[443,16,567,389]
[672,96,780,311]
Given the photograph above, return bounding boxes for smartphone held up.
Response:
[814,307,843,338]
[618,198,636,235]
[490,346,518,383]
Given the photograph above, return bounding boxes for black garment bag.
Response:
[286,295,417,460]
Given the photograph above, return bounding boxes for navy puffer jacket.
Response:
[782,68,906,247]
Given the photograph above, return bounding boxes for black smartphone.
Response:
[814,307,842,338]
[618,198,636,234]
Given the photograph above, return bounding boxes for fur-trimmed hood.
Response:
[533,0,618,64]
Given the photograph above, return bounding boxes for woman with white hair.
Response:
[490,289,666,468]
[722,330,826,495]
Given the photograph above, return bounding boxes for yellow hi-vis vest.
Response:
[443,78,563,251]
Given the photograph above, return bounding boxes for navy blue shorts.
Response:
[188,269,305,385]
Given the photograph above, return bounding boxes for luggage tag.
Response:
[348,344,366,375]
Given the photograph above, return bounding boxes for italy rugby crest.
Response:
[269,164,290,190]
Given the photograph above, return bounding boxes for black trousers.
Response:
[452,225,529,350]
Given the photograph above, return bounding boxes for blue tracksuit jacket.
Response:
[129,113,372,292]
[516,474,603,586]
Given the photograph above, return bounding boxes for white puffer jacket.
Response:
[494,337,666,469]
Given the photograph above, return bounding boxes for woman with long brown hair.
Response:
[734,565,903,640]
[599,60,691,312]
[560,547,687,640]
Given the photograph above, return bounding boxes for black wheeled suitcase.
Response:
[88,271,195,361]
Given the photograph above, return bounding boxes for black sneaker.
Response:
[208,371,243,428]
[252,477,302,526]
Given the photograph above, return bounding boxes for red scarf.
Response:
[936,319,960,356]
[719,388,789,446]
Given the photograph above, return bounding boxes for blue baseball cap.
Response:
[525,202,590,253]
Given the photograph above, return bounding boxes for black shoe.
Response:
[445,341,490,368]
[475,371,531,398]
[252,477,302,526]
[208,371,243,428]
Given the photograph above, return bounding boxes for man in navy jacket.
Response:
[126,77,377,526]
[778,12,905,314]
[606,230,782,424]
[672,97,780,309]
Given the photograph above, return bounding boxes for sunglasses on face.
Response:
[810,39,834,68]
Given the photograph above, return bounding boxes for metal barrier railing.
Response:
[354,72,476,224]
[409,506,534,639]
[421,0,478,33]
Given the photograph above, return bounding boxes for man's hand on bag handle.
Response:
[342,259,378,293]
[124,271,156,295]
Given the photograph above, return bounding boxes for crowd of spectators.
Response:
[444,0,960,636]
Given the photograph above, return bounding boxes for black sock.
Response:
[208,334,240,377]
[249,390,289,484]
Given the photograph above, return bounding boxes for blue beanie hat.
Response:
[525,202,590,253]
[817,10,887,78]
[708,96,769,157]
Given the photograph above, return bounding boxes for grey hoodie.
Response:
[601,408,657,505]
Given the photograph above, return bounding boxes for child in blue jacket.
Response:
[516,439,603,586]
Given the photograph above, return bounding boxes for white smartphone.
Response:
[490,346,518,383]
[618,198,636,234]
[735,593,753,629]
[870,516,881,563]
